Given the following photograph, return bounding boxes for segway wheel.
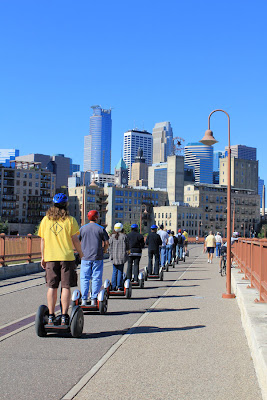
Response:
[125,285,132,299]
[139,278,145,289]
[144,268,148,281]
[160,271,164,281]
[183,256,185,262]
[70,307,84,338]
[35,305,48,337]
[99,292,108,315]
[166,264,169,272]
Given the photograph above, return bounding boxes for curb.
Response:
[231,268,267,400]
[0,262,43,280]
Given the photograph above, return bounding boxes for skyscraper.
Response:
[84,106,112,174]
[0,149,19,167]
[152,122,173,164]
[123,129,152,179]
[184,143,213,184]
[225,145,256,161]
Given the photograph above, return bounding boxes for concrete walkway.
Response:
[70,250,262,400]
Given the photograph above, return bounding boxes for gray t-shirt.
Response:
[79,223,109,261]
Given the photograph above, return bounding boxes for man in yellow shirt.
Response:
[38,193,83,325]
[204,231,216,264]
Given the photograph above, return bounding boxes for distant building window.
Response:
[87,197,95,203]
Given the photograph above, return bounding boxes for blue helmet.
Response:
[131,223,138,229]
[151,225,158,230]
[53,193,68,204]
[167,230,171,234]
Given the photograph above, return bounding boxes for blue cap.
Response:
[151,225,158,229]
[131,224,138,229]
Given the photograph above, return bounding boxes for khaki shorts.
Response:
[45,261,77,289]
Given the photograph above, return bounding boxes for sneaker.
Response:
[48,314,55,325]
[61,314,69,326]
[81,299,87,306]
[91,298,97,306]
[207,260,210,263]
[219,270,222,273]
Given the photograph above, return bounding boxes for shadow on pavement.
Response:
[131,294,195,300]
[108,307,199,317]
[84,324,206,339]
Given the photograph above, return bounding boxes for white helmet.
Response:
[114,223,123,232]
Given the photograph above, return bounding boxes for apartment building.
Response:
[219,157,258,193]
[152,205,203,236]
[184,183,261,236]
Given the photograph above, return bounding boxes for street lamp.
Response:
[82,170,96,226]
[200,109,235,299]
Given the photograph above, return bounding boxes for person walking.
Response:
[109,223,129,290]
[215,232,223,258]
[157,225,169,267]
[204,231,216,263]
[146,225,162,275]
[79,210,109,306]
[38,193,83,326]
[127,224,145,282]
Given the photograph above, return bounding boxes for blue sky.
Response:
[0,0,266,183]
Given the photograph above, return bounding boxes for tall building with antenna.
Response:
[84,106,112,174]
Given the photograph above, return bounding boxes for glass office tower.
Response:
[185,142,213,184]
[84,106,112,174]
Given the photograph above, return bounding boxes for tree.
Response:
[0,218,8,234]
[123,223,132,234]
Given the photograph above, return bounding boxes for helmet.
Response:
[87,210,99,221]
[151,224,158,230]
[131,223,138,229]
[114,223,123,232]
[178,229,182,233]
[171,231,174,235]
[53,193,68,204]
[167,230,171,234]
[159,224,164,230]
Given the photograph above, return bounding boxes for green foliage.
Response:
[258,224,267,238]
[123,223,131,234]
[34,222,41,236]
[0,218,8,234]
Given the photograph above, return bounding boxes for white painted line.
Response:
[62,256,199,400]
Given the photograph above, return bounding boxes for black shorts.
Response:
[45,261,77,289]
[207,247,214,254]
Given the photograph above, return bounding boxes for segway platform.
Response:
[130,269,145,288]
[71,287,108,315]
[104,275,132,299]
[35,304,84,338]
[144,266,164,281]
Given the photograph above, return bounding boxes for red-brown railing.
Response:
[0,234,41,266]
[232,238,267,303]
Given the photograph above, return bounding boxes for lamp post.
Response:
[82,170,95,226]
[200,109,235,299]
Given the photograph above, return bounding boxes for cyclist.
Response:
[215,232,223,258]
[176,229,185,260]
[219,233,239,273]
[157,225,169,267]
[127,224,144,282]
[146,225,162,275]
[79,210,109,306]
[38,193,83,326]
[183,229,189,253]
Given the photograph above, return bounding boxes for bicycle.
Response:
[221,253,226,276]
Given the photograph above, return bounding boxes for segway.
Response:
[162,260,169,272]
[144,266,164,281]
[35,302,84,338]
[171,257,176,268]
[128,269,145,288]
[104,274,132,299]
[71,286,108,315]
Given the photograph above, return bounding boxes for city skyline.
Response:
[0,1,266,185]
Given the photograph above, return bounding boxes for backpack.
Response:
[173,236,178,246]
[177,234,183,245]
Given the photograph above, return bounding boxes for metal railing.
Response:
[232,238,267,303]
[0,234,41,266]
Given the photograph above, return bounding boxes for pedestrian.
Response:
[215,232,223,258]
[109,223,129,290]
[38,193,83,326]
[127,224,145,282]
[79,210,109,306]
[146,225,162,275]
[205,231,216,263]
[157,225,169,267]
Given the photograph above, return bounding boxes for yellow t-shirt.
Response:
[38,216,79,261]
[183,231,188,240]
[205,234,216,248]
